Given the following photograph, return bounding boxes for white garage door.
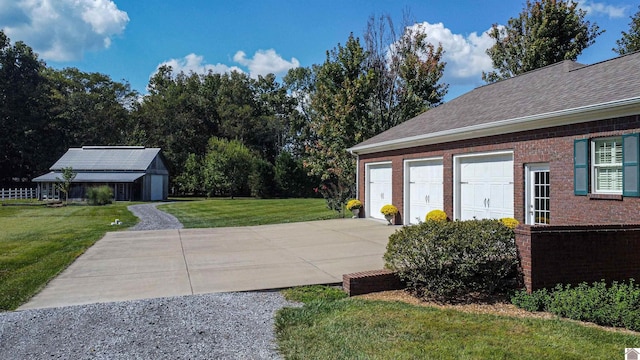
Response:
[458,153,513,220]
[367,164,392,220]
[406,160,443,224]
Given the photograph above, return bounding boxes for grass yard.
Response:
[277,288,640,359]
[0,203,137,311]
[159,198,339,228]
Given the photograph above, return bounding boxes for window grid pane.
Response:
[594,139,622,165]
[593,138,623,194]
[533,169,550,225]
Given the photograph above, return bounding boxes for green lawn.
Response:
[276,293,640,359]
[0,203,138,310]
[159,198,339,228]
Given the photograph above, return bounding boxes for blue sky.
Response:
[1,0,637,100]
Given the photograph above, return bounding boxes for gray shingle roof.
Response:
[50,146,161,171]
[351,52,640,152]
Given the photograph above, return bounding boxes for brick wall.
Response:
[516,224,640,292]
[357,114,640,225]
[343,269,405,296]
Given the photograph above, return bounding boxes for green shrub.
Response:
[511,279,640,331]
[86,186,113,205]
[249,158,276,198]
[511,288,550,312]
[384,219,519,300]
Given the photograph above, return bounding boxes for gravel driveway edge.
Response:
[0,292,299,359]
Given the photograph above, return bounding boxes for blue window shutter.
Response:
[623,133,640,197]
[574,139,589,195]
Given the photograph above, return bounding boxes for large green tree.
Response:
[253,73,298,161]
[483,0,602,82]
[133,65,310,195]
[296,20,448,212]
[132,66,219,178]
[303,34,376,211]
[364,13,448,129]
[0,31,51,184]
[283,66,316,157]
[613,5,640,55]
[46,67,136,149]
[203,137,255,198]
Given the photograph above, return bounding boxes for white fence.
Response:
[1,188,39,200]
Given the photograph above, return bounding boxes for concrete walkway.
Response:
[20,219,399,310]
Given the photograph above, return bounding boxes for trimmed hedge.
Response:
[384,219,519,300]
[511,279,640,331]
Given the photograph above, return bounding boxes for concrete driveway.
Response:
[20,219,399,310]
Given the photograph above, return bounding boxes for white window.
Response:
[592,137,622,194]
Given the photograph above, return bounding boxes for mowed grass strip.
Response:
[276,297,640,359]
[159,198,339,228]
[0,204,137,311]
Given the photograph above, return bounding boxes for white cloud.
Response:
[0,0,129,61]
[156,53,243,76]
[154,49,300,81]
[233,49,300,78]
[578,1,628,18]
[406,22,495,86]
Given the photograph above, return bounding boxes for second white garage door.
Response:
[456,153,514,221]
[367,163,392,220]
[405,159,443,224]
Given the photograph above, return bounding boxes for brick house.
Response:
[348,52,640,291]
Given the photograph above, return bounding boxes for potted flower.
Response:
[346,199,362,218]
[380,204,398,225]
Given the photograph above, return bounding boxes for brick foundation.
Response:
[343,269,405,296]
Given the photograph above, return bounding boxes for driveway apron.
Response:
[20,219,398,310]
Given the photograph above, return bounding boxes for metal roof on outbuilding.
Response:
[50,146,162,171]
[32,172,146,183]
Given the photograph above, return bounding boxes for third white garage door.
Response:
[456,152,514,220]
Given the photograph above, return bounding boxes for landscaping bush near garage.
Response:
[384,219,520,300]
[86,185,113,205]
[512,279,640,331]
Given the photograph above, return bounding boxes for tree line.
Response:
[2,1,639,207]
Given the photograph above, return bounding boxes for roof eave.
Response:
[348,97,640,155]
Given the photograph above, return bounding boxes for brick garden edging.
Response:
[343,269,405,296]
